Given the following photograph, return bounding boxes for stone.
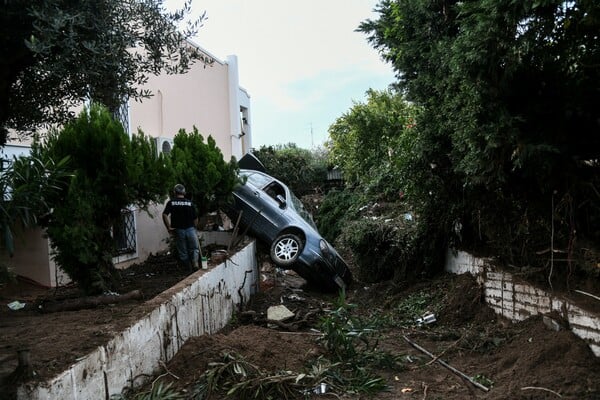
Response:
[267,305,294,322]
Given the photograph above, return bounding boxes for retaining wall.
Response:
[446,249,600,357]
[17,237,258,400]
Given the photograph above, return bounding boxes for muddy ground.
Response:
[1,247,600,399]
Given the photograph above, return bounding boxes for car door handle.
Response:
[253,191,260,197]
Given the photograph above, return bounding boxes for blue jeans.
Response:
[175,227,199,268]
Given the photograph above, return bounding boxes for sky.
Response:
[165,0,396,149]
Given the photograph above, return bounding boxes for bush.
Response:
[170,127,239,215]
[315,189,361,244]
[36,104,170,294]
[252,144,328,196]
[339,216,418,283]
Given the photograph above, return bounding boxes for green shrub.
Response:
[36,104,170,294]
[252,144,328,196]
[169,127,239,215]
[315,189,361,244]
[338,216,418,283]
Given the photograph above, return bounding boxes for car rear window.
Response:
[244,172,272,188]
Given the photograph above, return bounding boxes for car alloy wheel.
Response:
[270,233,302,267]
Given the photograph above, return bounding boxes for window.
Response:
[113,208,136,255]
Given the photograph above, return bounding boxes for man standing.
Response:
[162,184,200,270]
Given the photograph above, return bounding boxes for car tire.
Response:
[270,234,303,267]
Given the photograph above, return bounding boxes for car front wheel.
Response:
[270,234,303,267]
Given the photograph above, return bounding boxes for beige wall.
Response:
[0,227,69,287]
[128,52,252,161]
[130,52,233,159]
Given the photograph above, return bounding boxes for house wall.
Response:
[1,42,251,286]
[128,50,251,161]
[0,227,69,287]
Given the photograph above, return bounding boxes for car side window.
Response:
[265,182,285,201]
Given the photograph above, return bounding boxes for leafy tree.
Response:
[328,89,419,200]
[360,0,600,279]
[252,144,328,196]
[35,104,171,294]
[169,127,240,216]
[0,0,210,145]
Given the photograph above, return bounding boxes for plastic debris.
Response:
[7,301,26,310]
[313,382,328,394]
[416,312,436,326]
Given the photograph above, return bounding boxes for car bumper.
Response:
[297,247,351,289]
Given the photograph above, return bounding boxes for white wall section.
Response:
[17,239,258,400]
[446,249,600,357]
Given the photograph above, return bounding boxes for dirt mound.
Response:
[137,272,600,400]
[484,316,600,399]
[161,325,323,393]
[1,250,600,400]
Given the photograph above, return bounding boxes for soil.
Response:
[1,249,600,400]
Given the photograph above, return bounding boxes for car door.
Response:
[249,177,292,240]
[234,172,283,241]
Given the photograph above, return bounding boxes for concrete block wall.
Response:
[17,239,258,400]
[446,249,600,357]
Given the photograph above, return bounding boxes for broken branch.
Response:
[521,386,562,397]
[402,335,489,392]
[39,290,143,313]
[574,290,600,302]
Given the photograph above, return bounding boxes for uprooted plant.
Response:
[197,293,399,398]
[129,293,403,399]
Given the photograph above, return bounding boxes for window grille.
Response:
[113,208,136,255]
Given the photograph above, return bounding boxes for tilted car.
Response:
[226,157,352,291]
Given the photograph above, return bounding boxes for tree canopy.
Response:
[252,144,329,196]
[328,89,418,199]
[0,0,209,145]
[358,0,600,277]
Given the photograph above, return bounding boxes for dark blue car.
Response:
[227,159,352,291]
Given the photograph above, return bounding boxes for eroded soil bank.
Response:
[1,252,599,399]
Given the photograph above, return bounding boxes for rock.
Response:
[542,315,563,332]
[267,305,294,322]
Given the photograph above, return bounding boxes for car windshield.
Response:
[289,191,317,229]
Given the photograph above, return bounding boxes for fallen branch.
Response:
[521,386,562,397]
[426,332,465,366]
[575,290,600,302]
[402,335,489,392]
[39,290,143,313]
[227,211,243,253]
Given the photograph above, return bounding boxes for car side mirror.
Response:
[276,194,286,208]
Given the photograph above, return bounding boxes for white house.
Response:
[0,41,252,287]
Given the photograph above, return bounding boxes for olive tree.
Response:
[0,0,210,145]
